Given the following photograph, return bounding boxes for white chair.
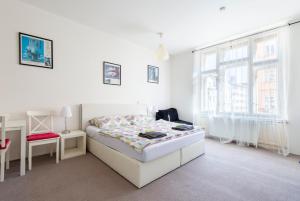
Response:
[0,115,11,182]
[26,111,60,170]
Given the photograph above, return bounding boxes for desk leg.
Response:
[20,126,26,176]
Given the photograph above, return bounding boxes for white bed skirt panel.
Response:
[181,139,205,165]
[87,137,205,188]
[88,137,181,188]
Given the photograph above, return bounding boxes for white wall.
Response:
[287,23,300,155]
[170,51,193,122]
[0,0,171,159]
[170,25,300,155]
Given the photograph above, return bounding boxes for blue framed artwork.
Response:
[147,65,159,84]
[19,33,53,69]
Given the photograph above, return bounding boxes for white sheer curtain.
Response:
[193,27,290,155]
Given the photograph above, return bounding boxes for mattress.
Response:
[86,125,204,162]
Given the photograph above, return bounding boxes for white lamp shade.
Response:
[155,44,169,61]
[61,106,72,118]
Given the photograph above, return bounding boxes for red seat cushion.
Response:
[27,132,60,142]
[0,139,10,150]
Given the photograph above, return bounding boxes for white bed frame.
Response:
[81,104,205,188]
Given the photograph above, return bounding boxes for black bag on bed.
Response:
[172,125,194,131]
[138,132,167,139]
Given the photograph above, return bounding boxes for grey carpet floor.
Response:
[0,139,300,201]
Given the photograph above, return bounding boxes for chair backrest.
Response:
[26,111,54,134]
[0,115,6,148]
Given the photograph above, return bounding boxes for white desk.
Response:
[0,120,26,176]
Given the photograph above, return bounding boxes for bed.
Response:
[81,104,205,188]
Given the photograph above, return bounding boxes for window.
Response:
[200,51,217,112]
[253,36,278,63]
[199,32,282,117]
[220,63,249,113]
[200,74,217,112]
[253,62,278,115]
[201,52,217,72]
[220,44,248,63]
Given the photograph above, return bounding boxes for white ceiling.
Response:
[19,0,300,55]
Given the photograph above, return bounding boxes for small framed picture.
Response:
[19,32,53,69]
[103,61,121,85]
[147,65,159,84]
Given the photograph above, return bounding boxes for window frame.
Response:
[199,48,218,113]
[199,32,281,119]
[219,61,250,114]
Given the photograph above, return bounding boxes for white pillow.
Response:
[132,115,155,125]
[89,115,135,129]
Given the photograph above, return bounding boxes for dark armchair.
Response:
[155,108,193,125]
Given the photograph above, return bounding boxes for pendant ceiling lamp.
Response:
[155,32,169,61]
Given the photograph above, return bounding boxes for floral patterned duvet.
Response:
[97,119,203,153]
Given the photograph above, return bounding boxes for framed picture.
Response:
[19,32,53,69]
[103,61,121,85]
[147,65,159,84]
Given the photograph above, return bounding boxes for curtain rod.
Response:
[192,20,300,53]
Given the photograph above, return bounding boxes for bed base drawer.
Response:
[181,139,205,165]
[87,137,181,188]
